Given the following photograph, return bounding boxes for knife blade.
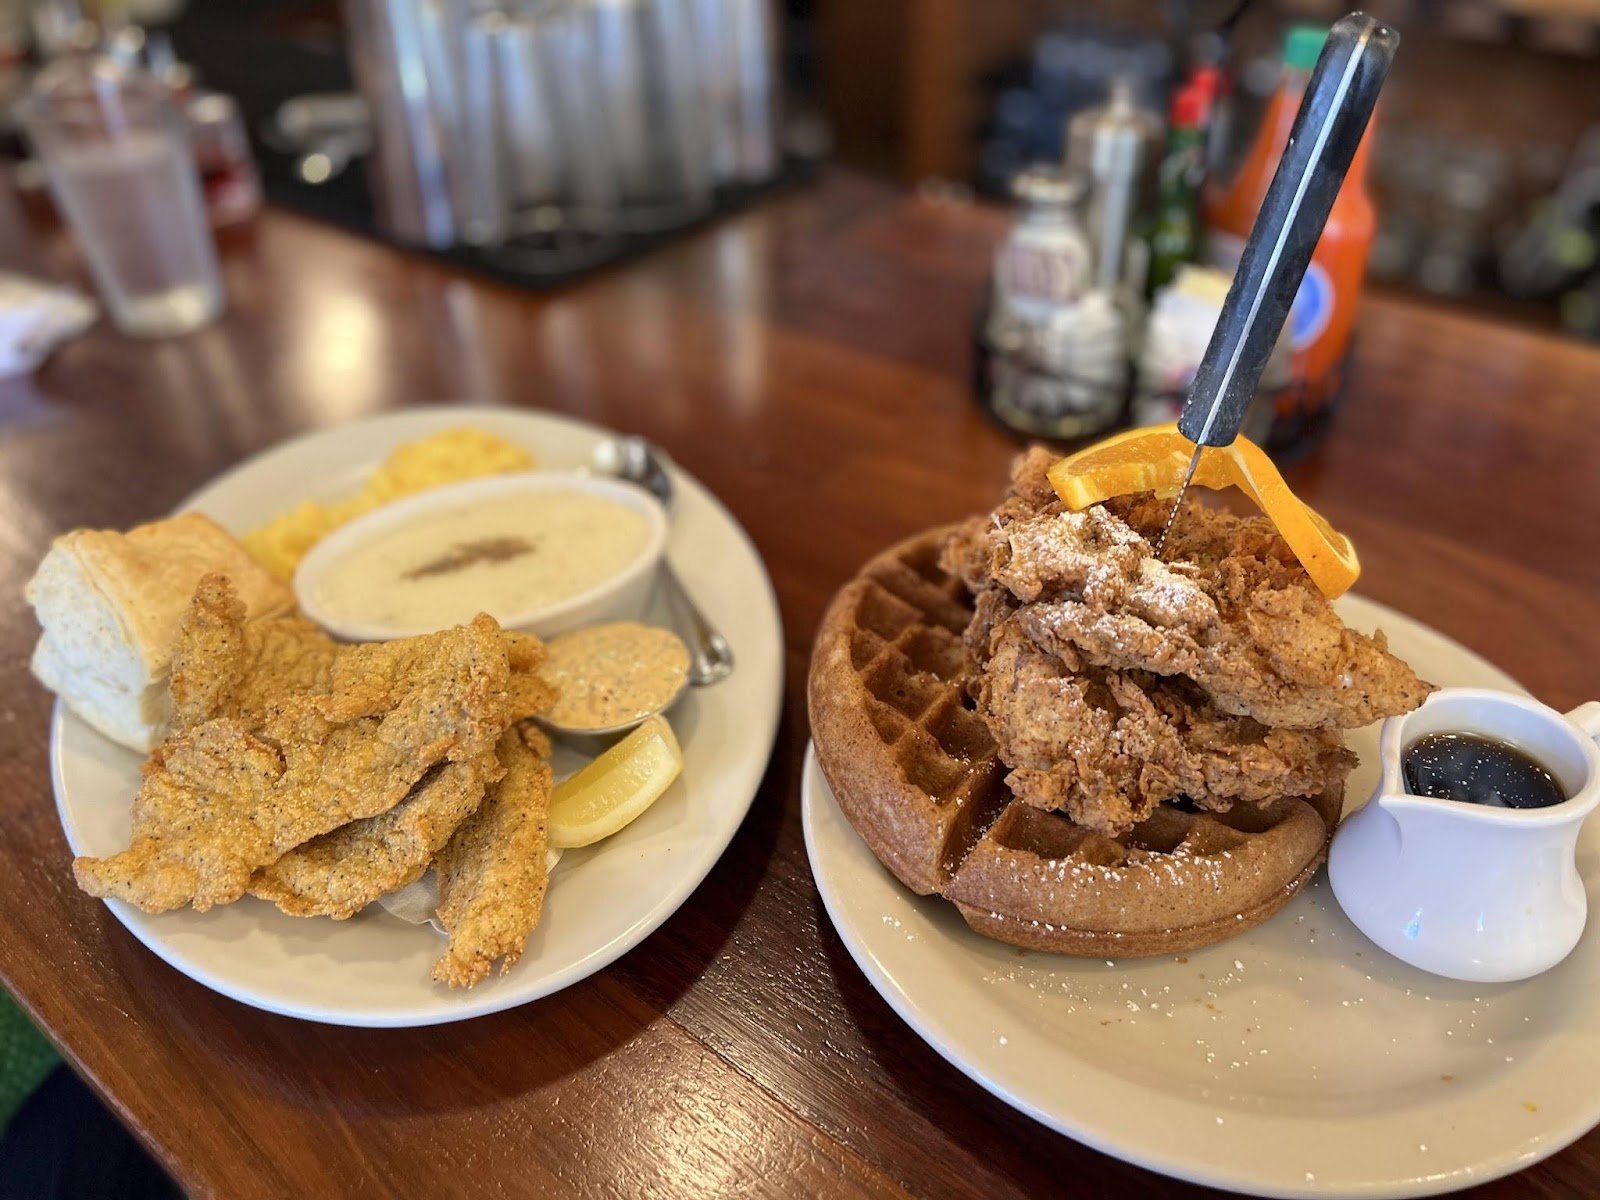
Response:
[1154,12,1398,557]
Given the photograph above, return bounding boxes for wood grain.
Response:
[1,170,1598,1199]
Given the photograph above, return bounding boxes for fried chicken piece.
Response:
[431,724,554,989]
[943,452,1432,837]
[972,502,1434,730]
[73,576,514,912]
[961,585,1020,692]
[1102,491,1306,586]
[939,446,1063,592]
[248,635,557,920]
[977,623,1354,836]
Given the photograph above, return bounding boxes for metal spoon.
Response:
[590,437,736,686]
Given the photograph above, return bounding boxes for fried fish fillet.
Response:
[431,724,554,989]
[168,603,339,731]
[248,638,556,920]
[247,753,505,919]
[72,576,514,912]
[503,630,559,722]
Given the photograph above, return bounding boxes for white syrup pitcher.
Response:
[1329,689,1600,983]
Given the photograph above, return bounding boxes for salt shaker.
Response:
[976,164,1127,440]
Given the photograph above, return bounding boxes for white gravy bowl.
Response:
[293,472,668,642]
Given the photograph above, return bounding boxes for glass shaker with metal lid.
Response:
[976,163,1128,440]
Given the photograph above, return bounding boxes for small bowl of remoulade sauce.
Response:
[536,620,692,749]
[1330,688,1600,982]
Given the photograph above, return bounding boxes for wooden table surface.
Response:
[2,170,1599,1200]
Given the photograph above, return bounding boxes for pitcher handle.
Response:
[1568,702,1600,744]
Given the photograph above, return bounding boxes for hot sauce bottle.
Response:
[1203,25,1377,455]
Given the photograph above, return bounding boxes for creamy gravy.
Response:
[542,622,690,729]
[314,490,651,630]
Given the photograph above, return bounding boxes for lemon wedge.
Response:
[548,715,684,848]
[1046,422,1360,599]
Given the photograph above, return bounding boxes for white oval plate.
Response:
[804,596,1600,1198]
[52,406,784,1027]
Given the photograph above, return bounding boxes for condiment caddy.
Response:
[975,21,1386,457]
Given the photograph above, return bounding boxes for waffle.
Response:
[808,526,1011,896]
[808,527,1345,957]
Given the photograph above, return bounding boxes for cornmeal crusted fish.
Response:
[72,576,514,913]
[247,753,505,919]
[167,600,341,733]
[431,724,554,989]
[503,631,560,722]
[249,641,557,919]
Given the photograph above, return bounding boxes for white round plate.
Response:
[52,406,784,1027]
[804,595,1600,1198]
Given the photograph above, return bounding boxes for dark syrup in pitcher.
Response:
[1402,733,1567,810]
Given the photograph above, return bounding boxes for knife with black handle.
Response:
[1156,12,1399,554]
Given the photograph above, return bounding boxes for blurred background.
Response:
[0,0,1597,335]
[823,0,1600,339]
[1,0,1595,454]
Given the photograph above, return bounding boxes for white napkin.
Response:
[378,847,564,934]
[0,274,95,376]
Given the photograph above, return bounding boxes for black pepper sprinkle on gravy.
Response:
[404,536,535,580]
[1402,733,1566,810]
[316,490,652,631]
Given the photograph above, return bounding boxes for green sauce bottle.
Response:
[1148,80,1211,295]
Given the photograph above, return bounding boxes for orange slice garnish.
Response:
[1046,422,1360,598]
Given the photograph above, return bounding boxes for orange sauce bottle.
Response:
[1203,25,1377,452]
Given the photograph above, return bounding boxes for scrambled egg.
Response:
[243,427,536,579]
